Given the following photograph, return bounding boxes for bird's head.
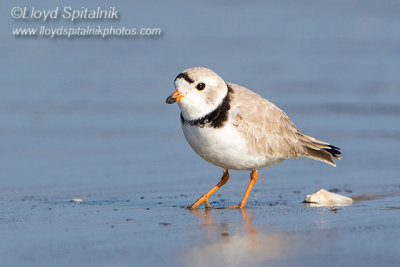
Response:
[166,67,228,120]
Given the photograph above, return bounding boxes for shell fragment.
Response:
[304,189,353,207]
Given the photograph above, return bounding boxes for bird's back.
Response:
[227,82,340,166]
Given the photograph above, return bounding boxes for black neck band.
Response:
[180,85,233,128]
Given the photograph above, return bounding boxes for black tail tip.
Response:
[324,145,341,158]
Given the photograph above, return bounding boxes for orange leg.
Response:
[189,169,229,209]
[224,170,258,209]
[239,170,258,208]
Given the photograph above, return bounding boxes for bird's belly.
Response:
[182,124,283,170]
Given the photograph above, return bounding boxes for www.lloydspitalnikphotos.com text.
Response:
[10,6,162,38]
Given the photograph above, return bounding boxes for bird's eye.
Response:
[196,83,206,91]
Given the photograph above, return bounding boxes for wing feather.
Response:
[228,83,304,159]
[228,82,340,166]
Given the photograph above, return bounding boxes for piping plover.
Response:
[166,67,340,209]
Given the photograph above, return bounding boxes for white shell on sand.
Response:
[70,198,83,203]
[304,189,353,207]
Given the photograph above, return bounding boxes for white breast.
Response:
[181,122,284,171]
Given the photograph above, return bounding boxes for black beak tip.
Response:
[166,95,176,104]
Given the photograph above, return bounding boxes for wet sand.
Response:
[1,184,400,266]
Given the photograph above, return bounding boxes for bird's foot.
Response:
[187,195,211,209]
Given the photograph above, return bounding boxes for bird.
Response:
[166,67,340,209]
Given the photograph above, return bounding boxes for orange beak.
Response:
[166,90,184,104]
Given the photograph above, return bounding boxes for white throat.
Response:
[178,87,228,121]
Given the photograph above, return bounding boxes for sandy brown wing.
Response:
[227,83,305,159]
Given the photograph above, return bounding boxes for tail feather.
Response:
[297,133,341,166]
[323,145,341,158]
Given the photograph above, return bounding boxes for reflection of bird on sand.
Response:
[187,209,292,266]
[167,67,340,209]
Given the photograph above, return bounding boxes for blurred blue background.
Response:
[1,0,398,190]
